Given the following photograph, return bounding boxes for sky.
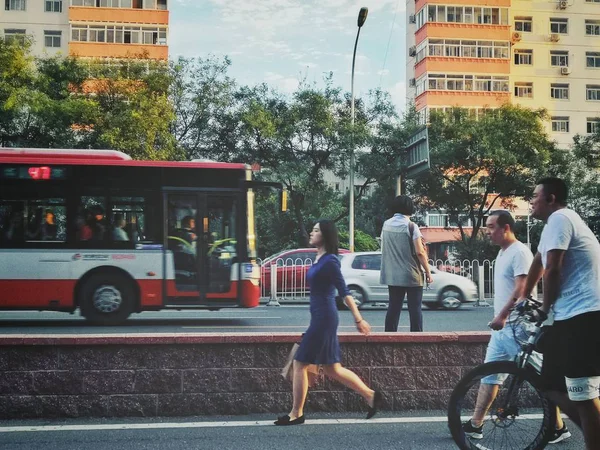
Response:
[169,0,408,112]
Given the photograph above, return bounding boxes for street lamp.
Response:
[349,6,368,252]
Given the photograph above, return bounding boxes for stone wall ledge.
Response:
[0,332,490,346]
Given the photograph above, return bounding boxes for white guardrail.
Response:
[256,257,498,303]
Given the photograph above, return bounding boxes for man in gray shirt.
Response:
[380,195,432,332]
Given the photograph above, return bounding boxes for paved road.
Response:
[0,412,583,450]
[0,304,494,334]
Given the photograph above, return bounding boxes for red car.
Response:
[260,248,350,297]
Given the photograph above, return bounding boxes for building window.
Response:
[586,20,600,36]
[550,18,568,34]
[551,117,570,133]
[550,83,569,100]
[587,118,600,134]
[587,85,600,100]
[586,0,600,2]
[5,0,26,9]
[550,51,569,67]
[514,17,532,32]
[587,52,600,68]
[514,49,533,65]
[45,0,61,11]
[70,0,163,7]
[514,82,533,98]
[421,74,508,93]
[3,28,27,45]
[71,26,87,41]
[425,5,508,25]
[70,24,167,44]
[44,30,61,47]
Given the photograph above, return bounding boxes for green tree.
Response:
[169,55,237,160]
[82,58,182,160]
[409,105,555,258]
[202,76,377,247]
[356,104,421,237]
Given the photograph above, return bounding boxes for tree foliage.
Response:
[409,105,555,257]
[0,40,179,160]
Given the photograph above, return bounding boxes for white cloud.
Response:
[264,72,300,94]
[388,81,407,112]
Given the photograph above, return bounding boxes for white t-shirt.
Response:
[494,241,534,317]
[538,208,600,320]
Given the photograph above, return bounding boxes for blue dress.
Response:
[294,253,351,365]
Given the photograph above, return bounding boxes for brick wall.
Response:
[0,332,489,419]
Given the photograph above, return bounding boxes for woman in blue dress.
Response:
[275,219,382,426]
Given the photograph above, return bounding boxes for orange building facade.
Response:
[68,1,169,60]
[405,0,600,148]
[1,0,169,61]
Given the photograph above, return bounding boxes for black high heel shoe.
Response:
[274,414,305,426]
[366,390,382,419]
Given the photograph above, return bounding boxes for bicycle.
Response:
[447,297,556,450]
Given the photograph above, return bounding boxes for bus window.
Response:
[207,196,237,293]
[0,202,24,246]
[77,196,107,243]
[24,199,66,243]
[110,196,152,244]
[167,195,198,288]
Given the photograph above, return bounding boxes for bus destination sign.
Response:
[1,166,67,180]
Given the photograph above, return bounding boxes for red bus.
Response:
[0,148,280,324]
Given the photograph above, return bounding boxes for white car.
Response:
[338,252,478,310]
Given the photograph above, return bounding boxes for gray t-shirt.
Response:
[493,241,534,318]
[538,208,600,320]
[380,214,423,287]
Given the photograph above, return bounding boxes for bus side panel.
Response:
[71,251,164,307]
[0,280,76,308]
[0,250,75,309]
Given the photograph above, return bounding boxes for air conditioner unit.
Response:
[409,46,417,57]
[550,33,560,42]
[560,66,571,75]
[409,78,416,87]
[512,31,522,42]
[558,0,568,9]
[409,14,416,24]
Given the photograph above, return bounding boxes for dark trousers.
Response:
[385,286,423,332]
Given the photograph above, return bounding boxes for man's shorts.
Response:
[541,310,600,401]
[481,327,522,384]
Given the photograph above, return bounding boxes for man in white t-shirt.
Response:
[461,210,566,439]
[521,177,600,450]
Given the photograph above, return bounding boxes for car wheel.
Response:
[336,286,365,310]
[438,287,463,310]
[424,302,440,310]
[348,286,365,308]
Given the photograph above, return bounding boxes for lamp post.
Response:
[349,6,368,252]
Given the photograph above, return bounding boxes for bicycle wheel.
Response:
[448,361,555,450]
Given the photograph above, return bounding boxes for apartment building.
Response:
[406,0,600,148]
[1,0,169,60]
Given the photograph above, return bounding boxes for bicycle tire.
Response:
[448,361,555,450]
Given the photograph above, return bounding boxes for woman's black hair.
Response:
[390,195,415,216]
[315,219,339,255]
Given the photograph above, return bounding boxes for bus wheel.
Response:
[80,273,135,325]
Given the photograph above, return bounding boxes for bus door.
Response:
[165,192,238,302]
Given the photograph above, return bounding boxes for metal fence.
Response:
[257,257,498,302]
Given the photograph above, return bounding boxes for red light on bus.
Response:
[28,166,51,180]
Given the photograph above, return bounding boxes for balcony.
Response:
[415,90,510,110]
[415,57,510,78]
[69,42,168,60]
[416,23,510,44]
[69,7,168,25]
[415,0,511,11]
